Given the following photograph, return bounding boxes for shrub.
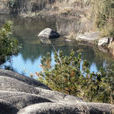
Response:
[36,50,113,103]
[0,21,19,63]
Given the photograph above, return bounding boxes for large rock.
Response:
[76,32,100,42]
[0,69,113,114]
[0,69,50,90]
[38,28,60,39]
[18,102,113,114]
[0,99,18,114]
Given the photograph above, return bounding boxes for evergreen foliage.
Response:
[36,50,114,103]
[0,21,19,63]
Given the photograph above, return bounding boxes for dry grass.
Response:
[51,0,86,15]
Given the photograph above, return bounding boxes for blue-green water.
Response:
[0,15,113,77]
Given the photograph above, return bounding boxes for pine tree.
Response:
[36,50,113,103]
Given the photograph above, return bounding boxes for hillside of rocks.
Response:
[0,69,113,114]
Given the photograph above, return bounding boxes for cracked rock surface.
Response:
[0,69,113,114]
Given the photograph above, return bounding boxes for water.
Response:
[0,15,113,77]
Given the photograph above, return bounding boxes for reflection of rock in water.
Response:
[19,37,113,72]
[39,38,51,44]
[98,47,109,53]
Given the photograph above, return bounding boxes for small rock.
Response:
[38,28,60,39]
[98,37,109,47]
[109,37,114,44]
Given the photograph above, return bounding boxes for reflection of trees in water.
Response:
[20,43,53,62]
[81,45,113,70]
[93,47,114,69]
[13,16,56,42]
[20,42,74,62]
[20,40,113,71]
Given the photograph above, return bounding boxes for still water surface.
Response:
[0,15,113,77]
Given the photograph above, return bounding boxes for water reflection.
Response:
[0,39,113,77]
[0,15,113,77]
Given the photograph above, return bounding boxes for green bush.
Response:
[0,21,19,63]
[36,50,113,103]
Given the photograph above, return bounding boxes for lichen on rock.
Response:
[0,69,113,114]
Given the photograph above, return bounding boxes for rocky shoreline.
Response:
[38,27,114,57]
[76,32,114,56]
[0,69,113,114]
[0,0,113,57]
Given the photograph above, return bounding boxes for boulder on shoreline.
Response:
[98,37,110,47]
[38,28,60,39]
[0,69,113,114]
[98,37,113,47]
[98,37,114,56]
[76,32,100,42]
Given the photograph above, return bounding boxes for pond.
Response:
[0,15,114,78]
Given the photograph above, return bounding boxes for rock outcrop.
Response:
[0,69,113,114]
[76,32,100,42]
